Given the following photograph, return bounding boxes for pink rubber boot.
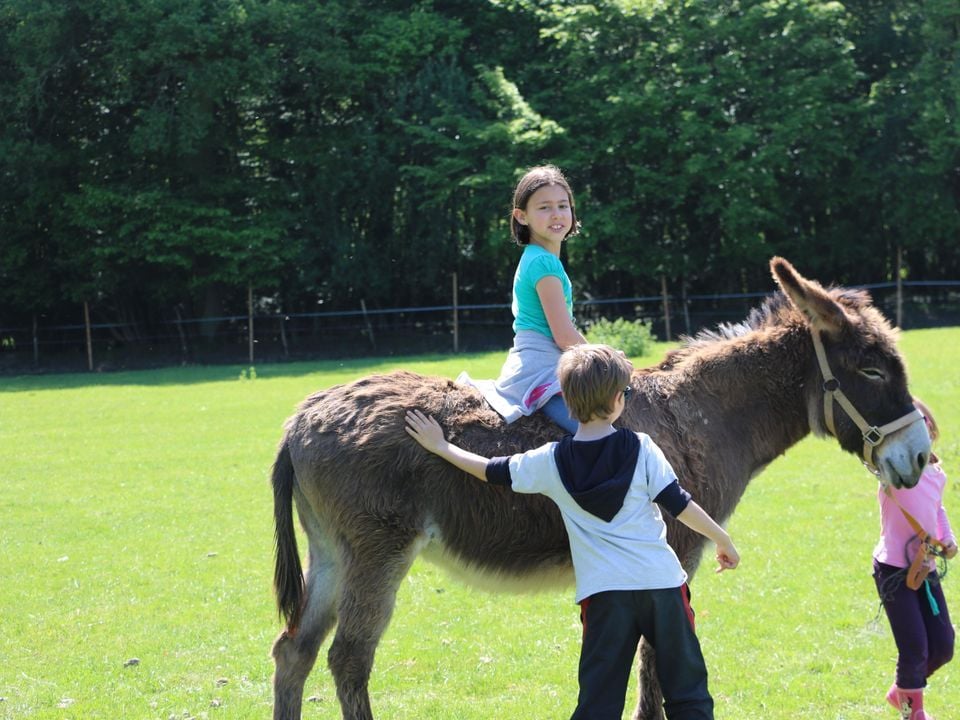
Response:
[886,683,899,711]
[893,687,933,720]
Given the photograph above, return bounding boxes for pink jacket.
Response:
[874,462,956,570]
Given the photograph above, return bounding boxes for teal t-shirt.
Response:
[511,244,574,338]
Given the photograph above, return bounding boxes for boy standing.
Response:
[405,343,739,720]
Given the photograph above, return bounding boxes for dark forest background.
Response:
[1,0,958,367]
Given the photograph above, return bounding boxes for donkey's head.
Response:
[771,257,930,488]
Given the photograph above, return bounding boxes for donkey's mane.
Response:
[654,285,878,372]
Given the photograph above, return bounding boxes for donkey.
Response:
[270,257,930,720]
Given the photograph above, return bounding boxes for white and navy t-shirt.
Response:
[486,428,690,603]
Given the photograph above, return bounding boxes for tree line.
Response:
[1,0,958,350]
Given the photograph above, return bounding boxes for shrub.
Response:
[584,317,653,356]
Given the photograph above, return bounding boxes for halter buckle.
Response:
[822,378,839,393]
[863,426,883,446]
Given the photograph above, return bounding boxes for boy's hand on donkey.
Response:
[405,410,447,454]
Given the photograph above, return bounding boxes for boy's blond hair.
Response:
[558,344,634,423]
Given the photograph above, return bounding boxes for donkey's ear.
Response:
[770,257,850,336]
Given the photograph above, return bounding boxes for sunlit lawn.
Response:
[0,328,957,719]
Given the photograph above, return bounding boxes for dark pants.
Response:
[571,586,713,720]
[873,559,955,689]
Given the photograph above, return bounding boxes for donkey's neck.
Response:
[649,326,814,519]
[693,327,810,453]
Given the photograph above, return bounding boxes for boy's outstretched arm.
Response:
[405,409,491,482]
[676,501,740,572]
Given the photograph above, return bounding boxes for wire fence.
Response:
[2,281,960,374]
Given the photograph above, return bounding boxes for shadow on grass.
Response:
[0,351,502,392]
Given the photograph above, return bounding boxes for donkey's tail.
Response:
[272,440,305,632]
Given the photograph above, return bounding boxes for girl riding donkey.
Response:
[460,165,586,434]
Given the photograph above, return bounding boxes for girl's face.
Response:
[513,184,573,248]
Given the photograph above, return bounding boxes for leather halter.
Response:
[810,331,923,474]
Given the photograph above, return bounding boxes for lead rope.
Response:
[883,485,946,589]
[924,579,941,616]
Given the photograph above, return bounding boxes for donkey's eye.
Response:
[859,367,886,381]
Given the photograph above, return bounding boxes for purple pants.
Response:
[873,559,955,689]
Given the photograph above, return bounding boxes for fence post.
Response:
[452,272,459,353]
[84,301,93,371]
[660,275,672,341]
[896,245,903,328]
[32,313,39,366]
[248,283,255,365]
[174,305,189,362]
[361,299,376,350]
[279,313,289,358]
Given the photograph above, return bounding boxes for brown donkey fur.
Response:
[270,258,930,720]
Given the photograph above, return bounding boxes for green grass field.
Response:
[1,328,957,719]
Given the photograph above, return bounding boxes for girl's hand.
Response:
[405,410,448,455]
[944,541,958,560]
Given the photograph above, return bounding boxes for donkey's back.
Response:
[280,371,569,551]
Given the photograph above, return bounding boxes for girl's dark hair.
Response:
[510,165,580,245]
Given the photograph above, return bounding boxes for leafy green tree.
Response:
[529,0,865,295]
[1,0,958,365]
[847,0,960,281]
[246,0,564,312]
[0,0,294,345]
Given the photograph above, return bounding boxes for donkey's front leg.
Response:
[633,639,665,720]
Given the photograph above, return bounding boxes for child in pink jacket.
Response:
[873,398,957,720]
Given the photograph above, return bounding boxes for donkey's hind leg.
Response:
[327,531,420,720]
[272,533,340,720]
